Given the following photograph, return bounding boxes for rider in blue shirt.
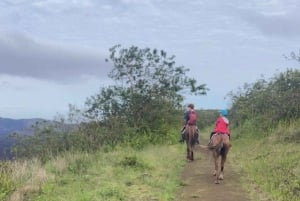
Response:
[179,104,199,144]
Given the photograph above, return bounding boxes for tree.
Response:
[228,68,300,133]
[85,45,207,144]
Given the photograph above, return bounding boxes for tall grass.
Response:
[0,162,15,201]
[231,119,300,201]
[0,159,48,201]
[4,144,185,201]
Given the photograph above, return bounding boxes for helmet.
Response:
[219,109,228,116]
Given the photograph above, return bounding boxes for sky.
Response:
[0,0,300,119]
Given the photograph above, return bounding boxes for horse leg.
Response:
[188,146,193,161]
[186,144,192,161]
[213,152,220,184]
[190,136,194,161]
[219,156,225,180]
[212,151,217,176]
[186,146,189,160]
[214,160,220,184]
[219,147,229,180]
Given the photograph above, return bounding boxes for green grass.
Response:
[230,120,300,201]
[0,162,15,201]
[18,144,186,201]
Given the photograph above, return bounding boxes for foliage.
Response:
[231,121,300,201]
[8,45,207,161]
[228,68,300,135]
[229,57,300,201]
[84,45,207,145]
[10,121,77,162]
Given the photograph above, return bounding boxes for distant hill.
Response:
[0,117,46,136]
[0,117,46,160]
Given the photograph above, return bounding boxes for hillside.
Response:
[0,117,45,136]
[0,118,45,159]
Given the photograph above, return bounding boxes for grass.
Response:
[4,144,186,201]
[5,120,299,201]
[0,162,15,201]
[230,120,300,201]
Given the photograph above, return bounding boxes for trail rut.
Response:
[176,143,251,201]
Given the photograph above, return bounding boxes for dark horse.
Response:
[185,125,197,162]
[209,133,231,184]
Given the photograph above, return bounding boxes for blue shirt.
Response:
[183,110,190,124]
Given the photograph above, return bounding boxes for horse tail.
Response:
[220,146,225,156]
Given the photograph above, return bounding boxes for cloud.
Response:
[240,10,300,37]
[234,0,300,37]
[0,33,111,82]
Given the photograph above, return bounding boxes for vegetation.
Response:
[3,145,185,201]
[0,162,15,201]
[10,45,207,161]
[1,45,209,201]
[228,68,300,133]
[83,45,207,146]
[228,65,300,201]
[231,120,300,201]
[3,46,300,201]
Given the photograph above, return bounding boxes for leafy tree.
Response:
[85,45,207,144]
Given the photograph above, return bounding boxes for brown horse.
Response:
[209,133,231,184]
[185,125,197,162]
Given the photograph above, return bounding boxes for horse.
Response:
[209,133,231,184]
[185,125,197,162]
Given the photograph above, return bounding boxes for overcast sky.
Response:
[0,0,299,119]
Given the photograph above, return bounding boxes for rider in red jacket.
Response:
[213,115,230,134]
[208,109,230,144]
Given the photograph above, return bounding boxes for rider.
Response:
[179,104,199,144]
[208,109,230,145]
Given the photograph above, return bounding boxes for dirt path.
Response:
[176,142,251,201]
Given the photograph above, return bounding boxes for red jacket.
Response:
[213,116,230,134]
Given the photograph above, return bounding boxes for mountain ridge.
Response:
[0,117,47,160]
[0,117,46,136]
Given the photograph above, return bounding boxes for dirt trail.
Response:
[176,142,251,201]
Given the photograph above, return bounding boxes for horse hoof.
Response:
[212,171,217,176]
[219,174,224,180]
[214,180,220,184]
